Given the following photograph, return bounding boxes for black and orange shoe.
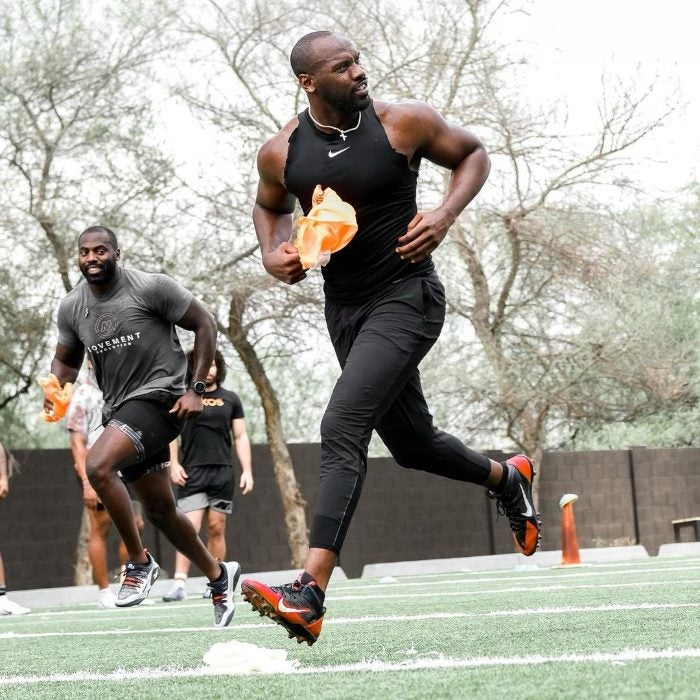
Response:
[241,576,326,646]
[489,454,541,556]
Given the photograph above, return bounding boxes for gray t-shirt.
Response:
[57,268,193,419]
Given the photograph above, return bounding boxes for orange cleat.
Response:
[489,454,542,556]
[241,576,326,646]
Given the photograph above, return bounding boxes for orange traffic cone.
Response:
[559,493,582,566]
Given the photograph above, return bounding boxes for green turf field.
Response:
[2,556,700,699]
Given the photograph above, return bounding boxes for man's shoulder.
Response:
[121,267,183,299]
[121,267,159,287]
[374,98,436,125]
[259,117,299,161]
[59,280,87,308]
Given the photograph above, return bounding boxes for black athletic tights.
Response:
[310,273,491,554]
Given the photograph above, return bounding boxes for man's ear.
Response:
[298,73,315,94]
[115,248,121,261]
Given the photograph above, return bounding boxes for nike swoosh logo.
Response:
[519,484,534,517]
[278,599,310,614]
[328,147,350,158]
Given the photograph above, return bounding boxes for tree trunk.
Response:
[227,293,309,567]
[74,508,92,586]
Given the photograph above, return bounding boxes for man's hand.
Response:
[239,471,254,495]
[395,207,456,263]
[82,482,100,510]
[170,461,188,487]
[262,242,307,285]
[169,391,204,419]
[0,475,8,499]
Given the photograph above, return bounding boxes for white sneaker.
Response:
[0,595,31,615]
[209,561,241,628]
[97,588,117,609]
[115,550,160,607]
[163,582,187,602]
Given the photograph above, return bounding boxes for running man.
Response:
[241,31,540,645]
[44,226,240,627]
[163,349,253,602]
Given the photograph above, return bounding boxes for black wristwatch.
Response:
[191,380,206,395]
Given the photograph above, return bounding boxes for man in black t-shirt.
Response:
[163,349,253,602]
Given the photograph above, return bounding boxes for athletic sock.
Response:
[298,571,325,603]
[173,573,187,587]
[0,586,6,596]
[212,564,226,584]
[298,570,317,586]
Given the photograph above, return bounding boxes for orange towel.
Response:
[295,185,358,270]
[37,373,73,422]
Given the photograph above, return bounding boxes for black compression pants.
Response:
[310,273,491,554]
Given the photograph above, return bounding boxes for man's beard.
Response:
[81,260,117,285]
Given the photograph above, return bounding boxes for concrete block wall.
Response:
[0,445,698,589]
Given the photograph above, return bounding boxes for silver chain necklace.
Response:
[307,109,362,141]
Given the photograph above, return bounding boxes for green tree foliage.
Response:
[0,0,176,436]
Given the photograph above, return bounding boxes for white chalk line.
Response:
[332,565,700,592]
[12,566,700,623]
[2,647,700,684]
[2,600,699,640]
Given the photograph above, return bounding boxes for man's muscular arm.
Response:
[252,126,307,285]
[389,101,490,263]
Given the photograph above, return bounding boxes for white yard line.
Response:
[329,577,700,601]
[335,565,700,591]
[3,600,699,639]
[2,647,700,683]
[12,568,700,622]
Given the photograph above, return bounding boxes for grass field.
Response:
[2,555,700,699]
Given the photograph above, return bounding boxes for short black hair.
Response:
[290,30,334,76]
[79,225,118,249]
[185,348,227,385]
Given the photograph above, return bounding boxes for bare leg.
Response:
[172,509,205,576]
[304,548,338,591]
[483,459,504,489]
[0,553,5,587]
[131,470,220,582]
[205,510,227,561]
[85,426,146,563]
[87,508,112,589]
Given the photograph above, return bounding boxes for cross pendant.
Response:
[339,132,347,141]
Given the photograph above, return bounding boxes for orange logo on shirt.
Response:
[203,397,224,407]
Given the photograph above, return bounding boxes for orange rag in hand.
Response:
[295,185,358,270]
[37,373,73,422]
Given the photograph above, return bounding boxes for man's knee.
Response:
[207,518,226,540]
[320,407,344,444]
[84,453,117,489]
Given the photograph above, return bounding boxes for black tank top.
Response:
[284,101,434,304]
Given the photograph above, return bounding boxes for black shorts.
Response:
[107,396,184,484]
[175,465,234,514]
